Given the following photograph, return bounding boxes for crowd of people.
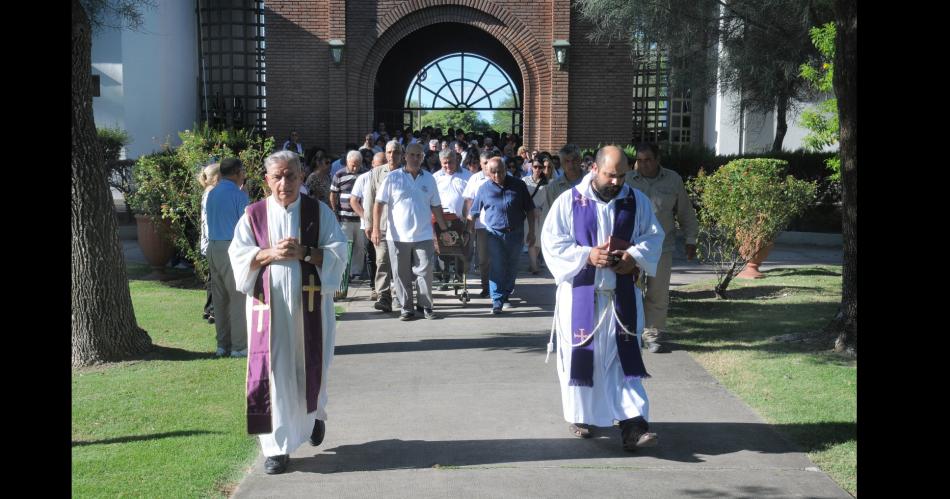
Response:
[196,123,699,474]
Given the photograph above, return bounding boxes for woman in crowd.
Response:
[305,150,333,204]
[198,162,221,323]
[522,158,553,274]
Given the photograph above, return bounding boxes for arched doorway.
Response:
[372,22,524,139]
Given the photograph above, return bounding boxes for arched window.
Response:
[404,52,521,134]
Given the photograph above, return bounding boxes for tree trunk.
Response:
[72,0,152,367]
[832,0,856,355]
[771,94,788,152]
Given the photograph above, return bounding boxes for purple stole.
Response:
[569,187,649,387]
[245,196,324,435]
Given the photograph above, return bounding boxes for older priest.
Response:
[540,145,665,451]
[228,150,348,475]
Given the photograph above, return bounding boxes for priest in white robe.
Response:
[228,150,348,474]
[540,145,665,451]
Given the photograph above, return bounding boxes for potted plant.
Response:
[127,150,179,279]
[688,158,815,297]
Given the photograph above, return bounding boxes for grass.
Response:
[73,264,257,497]
[73,263,349,497]
[666,265,856,496]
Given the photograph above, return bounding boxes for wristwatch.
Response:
[303,245,313,262]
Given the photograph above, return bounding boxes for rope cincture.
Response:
[545,289,639,365]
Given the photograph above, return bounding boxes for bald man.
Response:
[540,145,664,451]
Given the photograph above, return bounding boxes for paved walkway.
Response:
[176,239,845,498]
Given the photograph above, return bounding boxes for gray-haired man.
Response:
[330,150,369,280]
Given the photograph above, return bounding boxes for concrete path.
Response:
[221,244,848,498]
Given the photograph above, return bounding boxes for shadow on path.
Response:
[335,332,549,356]
[294,422,854,473]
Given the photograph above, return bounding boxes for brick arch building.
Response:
[265,0,635,153]
[90,0,824,161]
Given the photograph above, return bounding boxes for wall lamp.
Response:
[553,40,570,70]
[329,39,344,65]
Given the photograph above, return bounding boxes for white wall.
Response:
[704,88,838,154]
[91,0,198,159]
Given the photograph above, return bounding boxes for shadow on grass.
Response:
[72,430,224,447]
[126,263,204,289]
[671,285,822,301]
[766,266,842,278]
[132,344,218,361]
[335,331,549,356]
[292,421,854,473]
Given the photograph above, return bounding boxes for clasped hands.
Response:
[587,241,637,275]
[257,236,305,266]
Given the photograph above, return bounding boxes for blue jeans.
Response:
[486,228,524,307]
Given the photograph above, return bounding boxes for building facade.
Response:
[91,0,827,159]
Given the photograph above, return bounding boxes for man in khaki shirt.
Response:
[359,140,403,313]
[626,143,698,353]
[543,144,585,212]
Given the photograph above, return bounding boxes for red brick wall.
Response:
[265,0,634,155]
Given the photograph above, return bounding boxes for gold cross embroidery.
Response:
[302,274,322,313]
[252,294,270,333]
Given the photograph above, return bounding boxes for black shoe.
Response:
[264,454,290,474]
[207,315,215,324]
[309,419,326,446]
[423,308,438,320]
[399,311,415,321]
[479,289,489,298]
[202,312,210,320]
[374,301,392,313]
[569,423,592,438]
[620,416,657,451]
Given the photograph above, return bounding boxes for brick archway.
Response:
[266,1,634,154]
[352,2,550,148]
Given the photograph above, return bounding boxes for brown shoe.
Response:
[620,416,656,451]
[569,423,592,438]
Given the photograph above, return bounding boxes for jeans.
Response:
[485,228,524,307]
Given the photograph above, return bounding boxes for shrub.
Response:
[687,158,816,298]
[98,126,136,214]
[127,124,274,281]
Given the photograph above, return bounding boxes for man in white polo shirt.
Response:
[432,148,472,289]
[372,142,450,321]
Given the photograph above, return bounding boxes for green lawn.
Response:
[72,266,257,497]
[666,265,856,496]
[72,265,348,497]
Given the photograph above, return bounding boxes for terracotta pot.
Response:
[738,241,775,279]
[135,214,175,277]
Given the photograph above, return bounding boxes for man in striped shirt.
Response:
[330,150,369,280]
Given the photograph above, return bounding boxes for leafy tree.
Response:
[490,95,517,135]
[420,109,491,134]
[829,0,855,355]
[72,0,156,366]
[575,0,831,152]
[798,22,840,180]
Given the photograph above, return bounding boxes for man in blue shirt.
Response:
[207,157,250,357]
[469,157,538,314]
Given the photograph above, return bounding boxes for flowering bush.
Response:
[687,158,815,297]
[127,124,274,281]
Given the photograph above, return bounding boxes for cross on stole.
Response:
[302,274,321,312]
[252,294,269,333]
